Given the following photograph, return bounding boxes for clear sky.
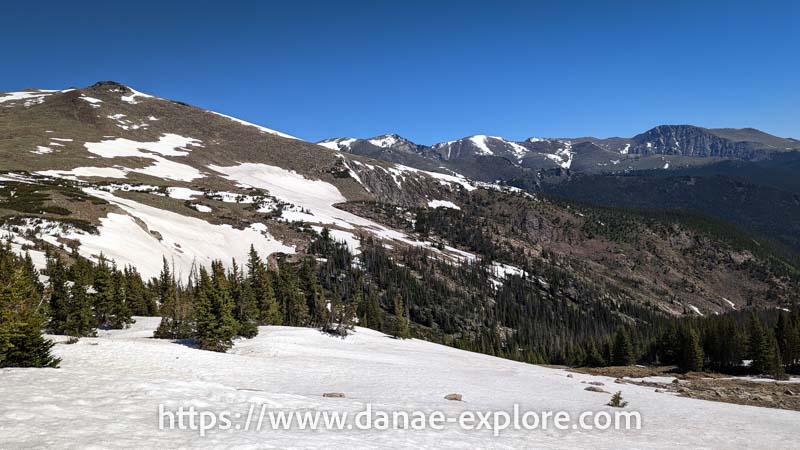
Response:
[2,0,798,144]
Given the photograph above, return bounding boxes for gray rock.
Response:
[584,386,608,393]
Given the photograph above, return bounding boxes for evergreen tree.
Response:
[611,326,635,366]
[64,267,96,337]
[583,339,606,367]
[228,259,258,338]
[0,243,60,368]
[124,265,156,316]
[775,313,800,371]
[247,246,281,325]
[392,293,410,339]
[676,326,704,373]
[299,258,326,327]
[193,265,237,352]
[45,251,70,334]
[361,289,382,331]
[767,334,787,380]
[91,255,114,328]
[748,315,772,374]
[107,269,133,329]
[276,262,309,327]
[154,258,192,339]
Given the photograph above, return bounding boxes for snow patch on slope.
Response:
[120,88,154,104]
[82,134,205,181]
[468,135,495,155]
[37,167,130,180]
[69,189,295,279]
[428,200,460,210]
[318,138,357,151]
[367,135,400,148]
[208,111,299,140]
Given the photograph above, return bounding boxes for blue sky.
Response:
[2,0,798,144]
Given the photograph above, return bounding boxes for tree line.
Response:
[571,307,800,379]
[1,227,797,381]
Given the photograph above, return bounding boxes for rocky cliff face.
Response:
[627,125,787,159]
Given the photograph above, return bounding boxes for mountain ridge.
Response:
[317,125,800,182]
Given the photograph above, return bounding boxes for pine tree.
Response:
[611,326,635,366]
[676,326,704,373]
[247,246,281,325]
[299,258,326,327]
[775,313,800,371]
[46,251,70,334]
[767,334,787,380]
[607,391,628,408]
[392,293,410,339]
[91,254,114,328]
[276,262,309,327]
[193,265,238,352]
[64,267,96,338]
[583,339,606,367]
[748,315,772,375]
[154,258,192,339]
[362,289,382,331]
[0,243,60,368]
[228,259,258,338]
[107,269,133,329]
[124,265,156,316]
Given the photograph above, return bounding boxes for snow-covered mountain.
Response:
[2,81,797,312]
[0,81,481,279]
[318,126,800,183]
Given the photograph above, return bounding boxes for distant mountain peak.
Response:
[366,133,413,148]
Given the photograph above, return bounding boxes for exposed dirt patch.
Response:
[571,366,800,411]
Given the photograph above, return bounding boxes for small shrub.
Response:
[607,391,628,408]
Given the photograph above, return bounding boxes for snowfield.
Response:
[0,318,796,449]
[64,189,295,279]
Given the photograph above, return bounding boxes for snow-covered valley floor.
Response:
[1,318,798,449]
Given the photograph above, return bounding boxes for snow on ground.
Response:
[505,140,530,162]
[80,95,103,106]
[31,145,54,155]
[468,135,495,155]
[120,87,155,104]
[208,111,300,140]
[0,90,51,105]
[428,200,460,210]
[385,164,475,192]
[64,188,294,279]
[367,135,400,148]
[317,137,357,151]
[545,142,574,169]
[208,163,524,279]
[207,163,467,253]
[722,297,737,310]
[82,134,205,182]
[37,166,130,180]
[166,187,204,200]
[688,305,704,317]
[3,229,48,274]
[191,203,212,213]
[1,318,797,449]
[311,225,361,254]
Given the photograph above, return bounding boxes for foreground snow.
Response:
[1,319,798,449]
